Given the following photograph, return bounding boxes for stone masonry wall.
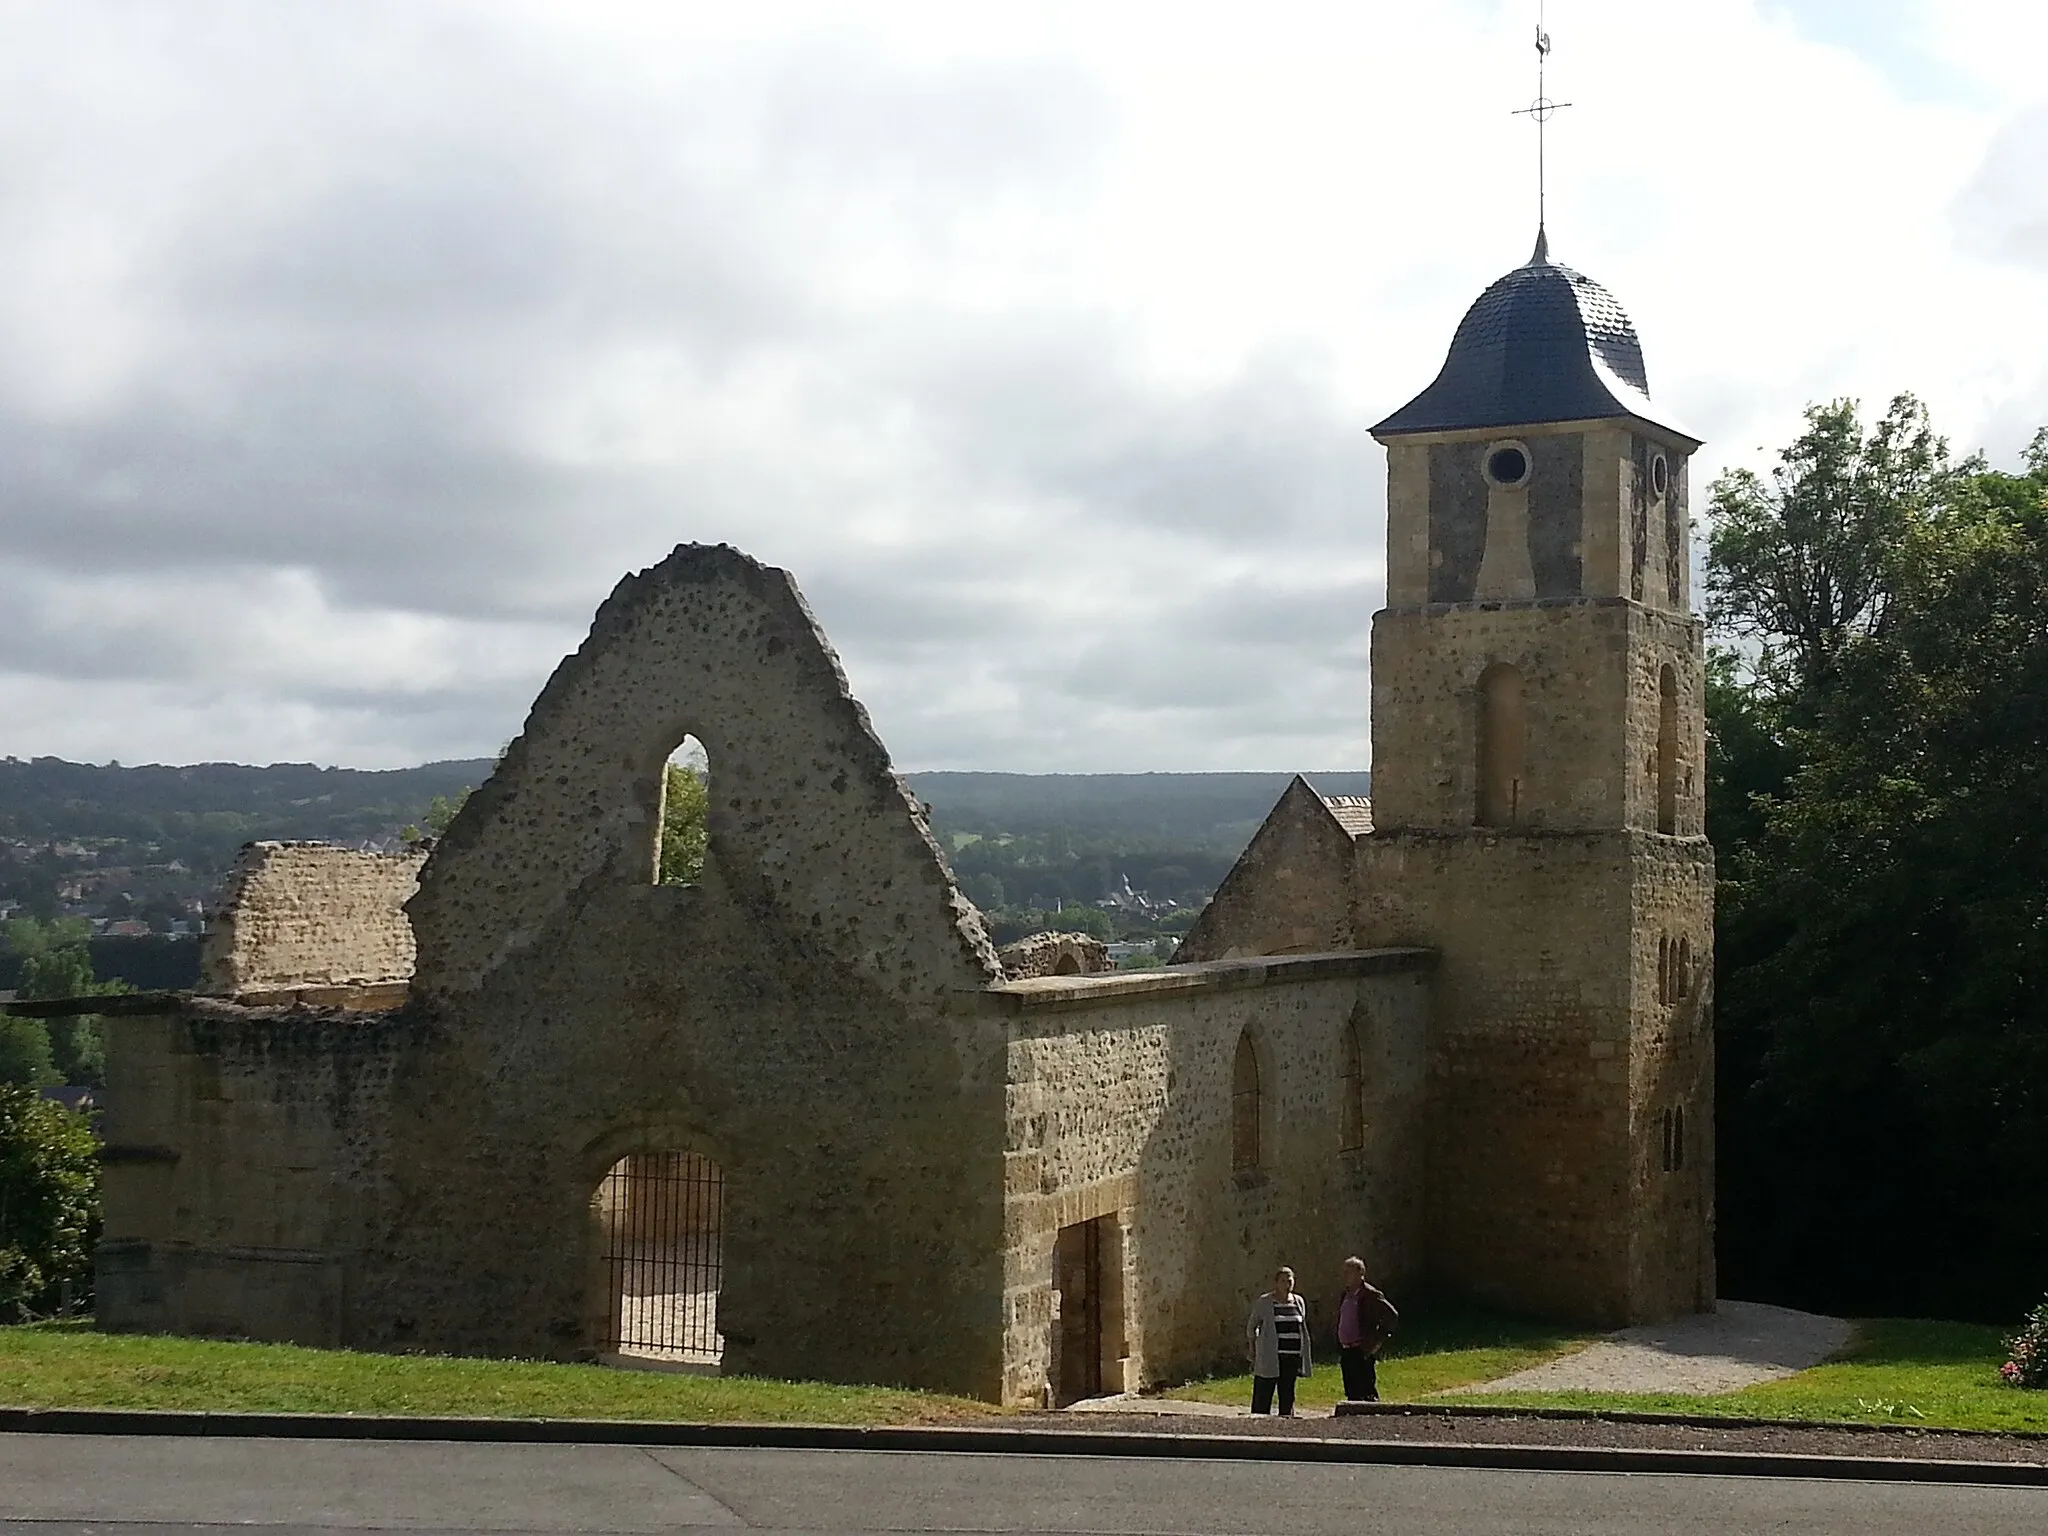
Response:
[96,998,415,1345]
[1175,777,1359,964]
[994,953,1433,1406]
[1352,829,1704,1325]
[199,843,426,996]
[998,932,1111,979]
[101,546,1015,1400]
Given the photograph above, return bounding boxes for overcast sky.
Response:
[2,0,2044,773]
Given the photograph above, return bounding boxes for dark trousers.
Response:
[1340,1346,1379,1402]
[1251,1358,1300,1415]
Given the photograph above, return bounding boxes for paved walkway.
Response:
[1449,1299,1854,1396]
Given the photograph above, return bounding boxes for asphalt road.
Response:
[3,1433,2046,1536]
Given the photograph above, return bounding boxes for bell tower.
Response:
[1354,231,1716,1324]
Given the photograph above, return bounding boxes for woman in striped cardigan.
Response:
[1245,1266,1313,1415]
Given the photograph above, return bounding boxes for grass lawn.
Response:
[1452,1319,2048,1436]
[1164,1303,1595,1411]
[0,1320,996,1425]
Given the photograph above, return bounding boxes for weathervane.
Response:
[1510,2,1572,252]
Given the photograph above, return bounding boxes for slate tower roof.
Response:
[1372,230,1696,445]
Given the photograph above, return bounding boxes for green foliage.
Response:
[1705,395,1949,696]
[2005,1300,2048,1389]
[0,1020,56,1090]
[0,1085,99,1318]
[659,764,708,886]
[3,919,127,1087]
[1708,404,2048,1320]
[1455,1319,2048,1435]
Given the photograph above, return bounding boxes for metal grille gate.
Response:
[596,1152,723,1361]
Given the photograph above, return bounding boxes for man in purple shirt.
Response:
[1336,1255,1399,1402]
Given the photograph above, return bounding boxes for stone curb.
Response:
[1,1407,2045,1487]
[1333,1398,2048,1440]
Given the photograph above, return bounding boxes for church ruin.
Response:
[93,233,1713,1405]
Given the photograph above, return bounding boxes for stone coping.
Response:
[980,948,1435,1014]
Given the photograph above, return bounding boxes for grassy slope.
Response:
[0,1322,994,1425]
[1452,1319,2047,1435]
[1166,1304,1595,1410]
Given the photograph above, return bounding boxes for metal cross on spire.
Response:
[1510,2,1572,260]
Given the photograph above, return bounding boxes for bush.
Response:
[0,1083,100,1318]
[2002,1299,2048,1389]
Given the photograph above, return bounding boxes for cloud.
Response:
[0,0,2042,772]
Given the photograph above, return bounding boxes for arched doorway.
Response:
[593,1150,724,1364]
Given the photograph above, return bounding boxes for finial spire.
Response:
[1511,3,1572,246]
[1530,225,1549,266]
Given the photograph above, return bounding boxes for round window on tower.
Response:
[1483,441,1531,489]
[1650,453,1670,498]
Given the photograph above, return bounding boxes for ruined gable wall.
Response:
[342,546,1011,1394]
[996,954,1432,1405]
[409,544,999,1005]
[199,843,425,995]
[1175,778,1359,963]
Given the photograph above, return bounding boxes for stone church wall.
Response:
[994,951,1433,1405]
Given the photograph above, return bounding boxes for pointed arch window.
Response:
[1232,1032,1261,1172]
[1339,1017,1366,1152]
[1656,665,1679,834]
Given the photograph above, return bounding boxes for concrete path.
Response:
[1451,1299,1854,1396]
[4,1432,2045,1535]
[1063,1391,1248,1416]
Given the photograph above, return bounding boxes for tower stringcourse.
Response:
[1351,7,1719,1326]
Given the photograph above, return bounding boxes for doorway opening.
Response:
[1051,1214,1123,1405]
[594,1151,724,1366]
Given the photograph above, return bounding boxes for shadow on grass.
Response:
[1160,1298,1596,1409]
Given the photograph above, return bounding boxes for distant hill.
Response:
[906,770,1371,847]
[0,757,1367,952]
[0,756,495,852]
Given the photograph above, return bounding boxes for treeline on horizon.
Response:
[0,757,1356,950]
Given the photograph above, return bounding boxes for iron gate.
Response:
[597,1151,723,1360]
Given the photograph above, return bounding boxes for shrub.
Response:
[2002,1299,2048,1389]
[0,1083,100,1318]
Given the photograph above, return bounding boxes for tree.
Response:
[5,918,124,1086]
[1708,417,2048,1319]
[659,764,708,885]
[1706,395,1949,698]
[0,1083,99,1317]
[0,1018,56,1089]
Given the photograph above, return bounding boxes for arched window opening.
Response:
[1657,935,1671,1004]
[1658,1106,1688,1174]
[1232,1032,1261,1172]
[1675,936,1691,1000]
[594,1150,724,1364]
[1476,663,1527,828]
[1656,666,1679,835]
[657,737,710,885]
[1339,1017,1366,1152]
